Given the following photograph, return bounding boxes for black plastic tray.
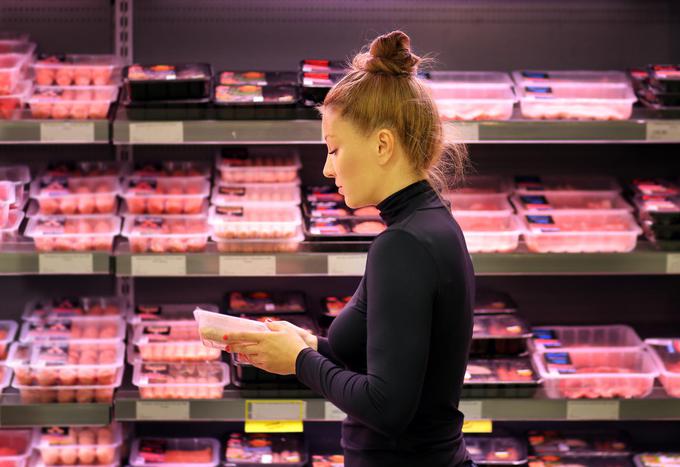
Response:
[303,217,386,241]
[124,63,213,101]
[217,70,298,87]
[226,291,307,315]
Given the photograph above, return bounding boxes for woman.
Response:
[226,30,475,467]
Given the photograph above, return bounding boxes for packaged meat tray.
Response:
[533,348,659,399]
[34,424,121,465]
[33,54,122,87]
[447,176,512,196]
[0,53,31,95]
[18,316,125,343]
[463,357,540,398]
[446,193,514,215]
[521,211,642,253]
[212,229,303,253]
[7,341,124,386]
[129,303,219,324]
[0,210,24,244]
[465,436,527,465]
[40,161,124,179]
[130,437,220,466]
[304,200,381,219]
[28,85,119,120]
[0,80,31,119]
[311,454,344,467]
[209,205,301,239]
[453,212,523,253]
[218,71,298,87]
[515,175,620,195]
[472,314,531,356]
[124,63,213,101]
[217,151,301,184]
[527,430,631,457]
[0,364,12,391]
[0,429,34,467]
[11,365,123,403]
[300,59,346,74]
[629,178,680,197]
[25,215,121,252]
[227,291,305,316]
[515,83,636,120]
[193,308,269,351]
[427,71,513,85]
[122,215,210,253]
[511,192,632,214]
[132,361,228,399]
[128,161,211,179]
[0,180,15,226]
[304,185,344,204]
[0,164,30,208]
[30,176,119,215]
[512,70,630,86]
[121,177,209,215]
[0,321,18,360]
[531,325,644,351]
[634,453,680,467]
[214,84,298,105]
[304,217,386,239]
[131,321,221,362]
[225,433,306,466]
[645,338,680,398]
[474,290,517,314]
[634,196,680,225]
[22,297,125,322]
[322,296,352,317]
[529,456,634,467]
[648,64,680,93]
[300,71,344,105]
[425,83,515,121]
[212,182,301,207]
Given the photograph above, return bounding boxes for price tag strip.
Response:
[131,255,187,276]
[444,122,480,142]
[41,122,96,143]
[462,420,493,433]
[324,402,346,421]
[328,254,367,276]
[566,400,620,420]
[245,400,305,433]
[39,253,94,274]
[219,255,276,276]
[646,121,680,142]
[129,122,184,144]
[667,254,680,274]
[136,400,190,420]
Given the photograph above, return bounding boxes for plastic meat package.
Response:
[645,338,680,398]
[0,80,31,119]
[304,201,380,219]
[634,453,680,467]
[34,424,122,465]
[124,63,213,102]
[212,182,301,207]
[464,357,540,398]
[446,193,514,215]
[465,436,527,465]
[25,215,121,252]
[448,176,513,195]
[22,297,125,322]
[529,456,634,467]
[629,178,680,198]
[0,164,31,208]
[528,430,631,457]
[209,205,301,239]
[193,308,269,351]
[212,229,303,253]
[227,291,306,315]
[214,84,298,105]
[0,365,12,392]
[515,175,620,195]
[474,290,517,314]
[129,161,211,179]
[217,151,301,184]
[531,325,644,351]
[648,64,680,93]
[122,177,209,215]
[218,71,298,87]
[131,321,222,362]
[0,181,16,226]
[19,316,125,343]
[0,53,31,95]
[0,210,23,245]
[129,437,220,466]
[0,429,34,467]
[30,176,119,215]
[0,321,18,361]
[311,454,344,467]
[41,161,124,179]
[511,192,632,214]
[129,303,219,324]
[305,217,386,239]
[7,340,124,386]
[12,365,123,403]
[122,215,210,253]
[453,212,523,253]
[225,433,306,466]
[132,361,228,400]
[33,54,121,86]
[28,85,119,119]
[513,70,631,86]
[322,296,352,317]
[634,195,680,225]
[534,348,660,399]
[472,314,531,356]
[426,82,515,121]
[521,212,642,253]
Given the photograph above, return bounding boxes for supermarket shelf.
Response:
[0,243,111,275]
[0,393,111,427]
[0,115,110,144]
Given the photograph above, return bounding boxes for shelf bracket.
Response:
[115,0,133,64]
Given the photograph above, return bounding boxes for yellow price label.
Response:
[245,400,305,433]
[462,419,493,433]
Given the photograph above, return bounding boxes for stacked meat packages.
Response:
[32,423,124,466]
[7,296,126,403]
[225,433,306,466]
[527,430,634,466]
[25,162,123,252]
[129,437,220,467]
[0,164,29,246]
[299,59,346,107]
[210,148,303,252]
[0,33,35,119]
[129,302,229,400]
[631,65,680,112]
[629,178,680,250]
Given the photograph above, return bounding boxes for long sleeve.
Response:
[315,337,341,366]
[296,229,437,437]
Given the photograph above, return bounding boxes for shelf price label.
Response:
[444,122,480,142]
[41,122,95,143]
[328,254,367,276]
[324,402,346,421]
[462,420,493,433]
[667,254,680,274]
[245,400,305,433]
[646,121,680,142]
[458,400,483,420]
[567,400,619,420]
[129,122,184,143]
[39,253,94,274]
[136,401,190,420]
[219,255,276,276]
[131,255,187,276]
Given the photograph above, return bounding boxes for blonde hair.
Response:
[321,30,468,191]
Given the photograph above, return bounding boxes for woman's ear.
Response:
[375,128,396,166]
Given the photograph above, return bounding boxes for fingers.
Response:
[225,331,264,343]
[265,321,286,332]
[227,342,259,354]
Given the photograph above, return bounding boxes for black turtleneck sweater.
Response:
[296,180,475,467]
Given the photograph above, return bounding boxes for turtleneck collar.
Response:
[376,179,437,226]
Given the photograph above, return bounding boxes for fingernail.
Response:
[223,334,229,341]
[226,345,231,352]
[265,318,272,322]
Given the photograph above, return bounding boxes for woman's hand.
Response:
[226,321,310,375]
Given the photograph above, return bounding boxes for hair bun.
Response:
[354,30,420,76]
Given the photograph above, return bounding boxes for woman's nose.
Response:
[323,154,335,179]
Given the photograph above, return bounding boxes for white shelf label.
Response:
[129,122,184,143]
[39,254,93,274]
[444,122,480,142]
[646,121,680,141]
[220,255,276,276]
[246,400,306,421]
[324,402,346,421]
[328,254,367,275]
[136,401,190,420]
[131,255,187,276]
[567,400,619,420]
[458,400,483,420]
[41,122,95,143]
[667,254,680,274]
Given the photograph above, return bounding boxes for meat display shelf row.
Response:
[2,389,680,427]
[0,243,679,275]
